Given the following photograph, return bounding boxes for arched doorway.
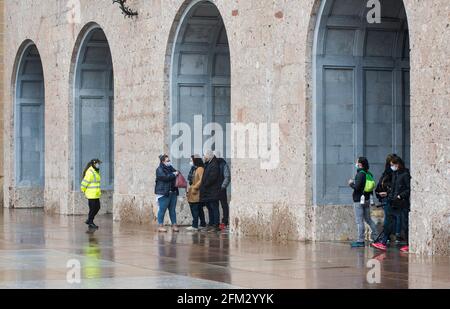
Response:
[73,26,114,211]
[313,0,410,206]
[14,42,45,208]
[170,0,231,178]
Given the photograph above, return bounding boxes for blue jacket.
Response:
[155,163,179,196]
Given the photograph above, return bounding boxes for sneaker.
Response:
[158,225,168,233]
[186,226,198,232]
[88,223,98,230]
[219,223,226,230]
[371,242,387,251]
[351,241,365,248]
[400,245,409,253]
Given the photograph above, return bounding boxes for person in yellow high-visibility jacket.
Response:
[81,159,102,230]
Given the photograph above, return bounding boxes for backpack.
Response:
[361,171,376,193]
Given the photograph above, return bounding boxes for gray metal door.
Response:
[74,28,114,189]
[15,44,45,187]
[172,1,231,178]
[314,0,410,205]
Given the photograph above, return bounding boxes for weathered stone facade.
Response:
[2,0,449,256]
[0,0,4,208]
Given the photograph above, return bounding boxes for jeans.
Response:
[382,203,409,244]
[189,203,204,229]
[353,202,378,242]
[87,199,101,224]
[206,200,220,227]
[157,192,177,225]
[219,190,229,225]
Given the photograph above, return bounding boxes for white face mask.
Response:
[189,161,194,167]
[94,163,100,169]
[164,162,172,167]
[355,163,360,169]
[391,165,398,172]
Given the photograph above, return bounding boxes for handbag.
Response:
[175,172,188,189]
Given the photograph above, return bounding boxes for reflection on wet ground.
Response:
[0,209,449,289]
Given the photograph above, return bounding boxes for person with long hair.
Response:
[372,156,411,252]
[375,154,402,242]
[81,159,102,230]
[186,155,206,232]
[348,157,379,248]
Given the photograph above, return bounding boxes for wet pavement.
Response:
[0,209,449,289]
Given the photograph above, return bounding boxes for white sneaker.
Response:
[186,226,198,232]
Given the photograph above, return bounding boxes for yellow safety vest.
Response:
[81,167,102,199]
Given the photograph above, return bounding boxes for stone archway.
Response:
[72,25,114,214]
[13,42,45,208]
[313,0,410,206]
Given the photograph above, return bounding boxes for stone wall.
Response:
[2,0,450,256]
[0,0,4,208]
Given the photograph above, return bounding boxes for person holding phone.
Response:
[155,154,180,233]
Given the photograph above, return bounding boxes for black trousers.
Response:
[87,199,101,224]
[219,191,229,225]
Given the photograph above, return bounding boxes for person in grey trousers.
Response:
[348,157,378,248]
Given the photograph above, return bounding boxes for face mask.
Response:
[164,162,172,167]
[94,163,100,169]
[189,161,194,167]
[391,165,398,172]
[355,164,360,169]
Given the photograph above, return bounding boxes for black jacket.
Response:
[375,168,394,202]
[350,168,371,203]
[155,163,179,196]
[388,168,411,208]
[200,156,221,202]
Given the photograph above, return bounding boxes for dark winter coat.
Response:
[388,168,411,209]
[200,156,222,203]
[375,168,394,202]
[350,168,371,203]
[155,163,179,196]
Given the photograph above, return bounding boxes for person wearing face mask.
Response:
[200,150,222,232]
[348,157,379,248]
[375,154,402,243]
[155,154,180,233]
[186,155,206,232]
[81,159,103,230]
[372,156,411,252]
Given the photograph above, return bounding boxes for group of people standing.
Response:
[78,153,410,254]
[155,150,230,233]
[349,154,411,253]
